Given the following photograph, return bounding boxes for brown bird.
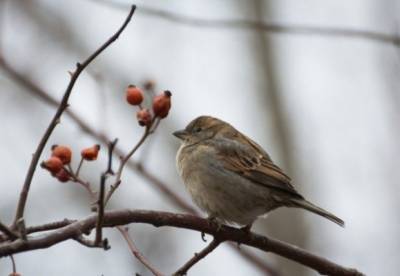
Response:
[173,116,344,230]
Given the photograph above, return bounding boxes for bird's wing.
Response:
[213,136,303,199]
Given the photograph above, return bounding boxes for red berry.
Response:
[152,90,172,118]
[41,157,64,174]
[55,169,70,183]
[81,145,100,161]
[51,145,72,164]
[136,109,152,127]
[126,85,144,105]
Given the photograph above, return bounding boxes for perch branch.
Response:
[0,210,363,276]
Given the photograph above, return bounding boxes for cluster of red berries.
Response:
[41,144,100,182]
[125,85,172,126]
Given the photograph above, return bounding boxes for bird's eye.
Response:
[194,127,202,133]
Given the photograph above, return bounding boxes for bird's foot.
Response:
[207,216,223,232]
[200,231,207,242]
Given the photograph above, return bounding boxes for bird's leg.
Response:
[207,216,223,232]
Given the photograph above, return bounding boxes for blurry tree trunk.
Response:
[251,0,309,275]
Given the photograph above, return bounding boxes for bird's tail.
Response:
[289,198,345,227]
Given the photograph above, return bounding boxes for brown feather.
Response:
[213,132,303,199]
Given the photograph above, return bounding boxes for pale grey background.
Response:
[0,0,399,275]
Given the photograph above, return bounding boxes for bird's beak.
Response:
[173,129,189,140]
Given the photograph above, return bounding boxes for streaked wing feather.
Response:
[214,136,303,198]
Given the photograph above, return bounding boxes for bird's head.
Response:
[173,115,232,144]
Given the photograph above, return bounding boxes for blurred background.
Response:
[0,0,399,275]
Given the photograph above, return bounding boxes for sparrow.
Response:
[173,116,344,229]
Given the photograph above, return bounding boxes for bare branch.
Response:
[12,4,137,226]
[94,174,106,245]
[93,0,400,48]
[9,254,16,274]
[104,126,151,205]
[173,238,221,276]
[106,138,118,175]
[27,219,75,235]
[117,226,164,276]
[0,210,363,276]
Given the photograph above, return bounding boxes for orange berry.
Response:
[41,157,64,174]
[136,109,152,127]
[55,169,70,183]
[81,145,100,161]
[126,85,144,105]
[51,145,72,164]
[152,90,171,118]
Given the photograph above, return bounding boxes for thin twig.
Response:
[94,174,106,246]
[0,210,364,276]
[94,139,118,246]
[12,4,137,226]
[9,254,16,273]
[15,219,26,241]
[117,226,164,276]
[106,138,118,175]
[93,0,400,48]
[104,126,151,205]
[66,169,96,197]
[0,221,19,240]
[75,157,84,177]
[173,238,221,276]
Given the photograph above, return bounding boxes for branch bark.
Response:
[0,209,363,276]
[0,222,19,240]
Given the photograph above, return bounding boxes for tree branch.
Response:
[94,174,106,245]
[173,238,221,276]
[0,210,363,276]
[0,221,19,241]
[94,0,400,48]
[12,4,137,226]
